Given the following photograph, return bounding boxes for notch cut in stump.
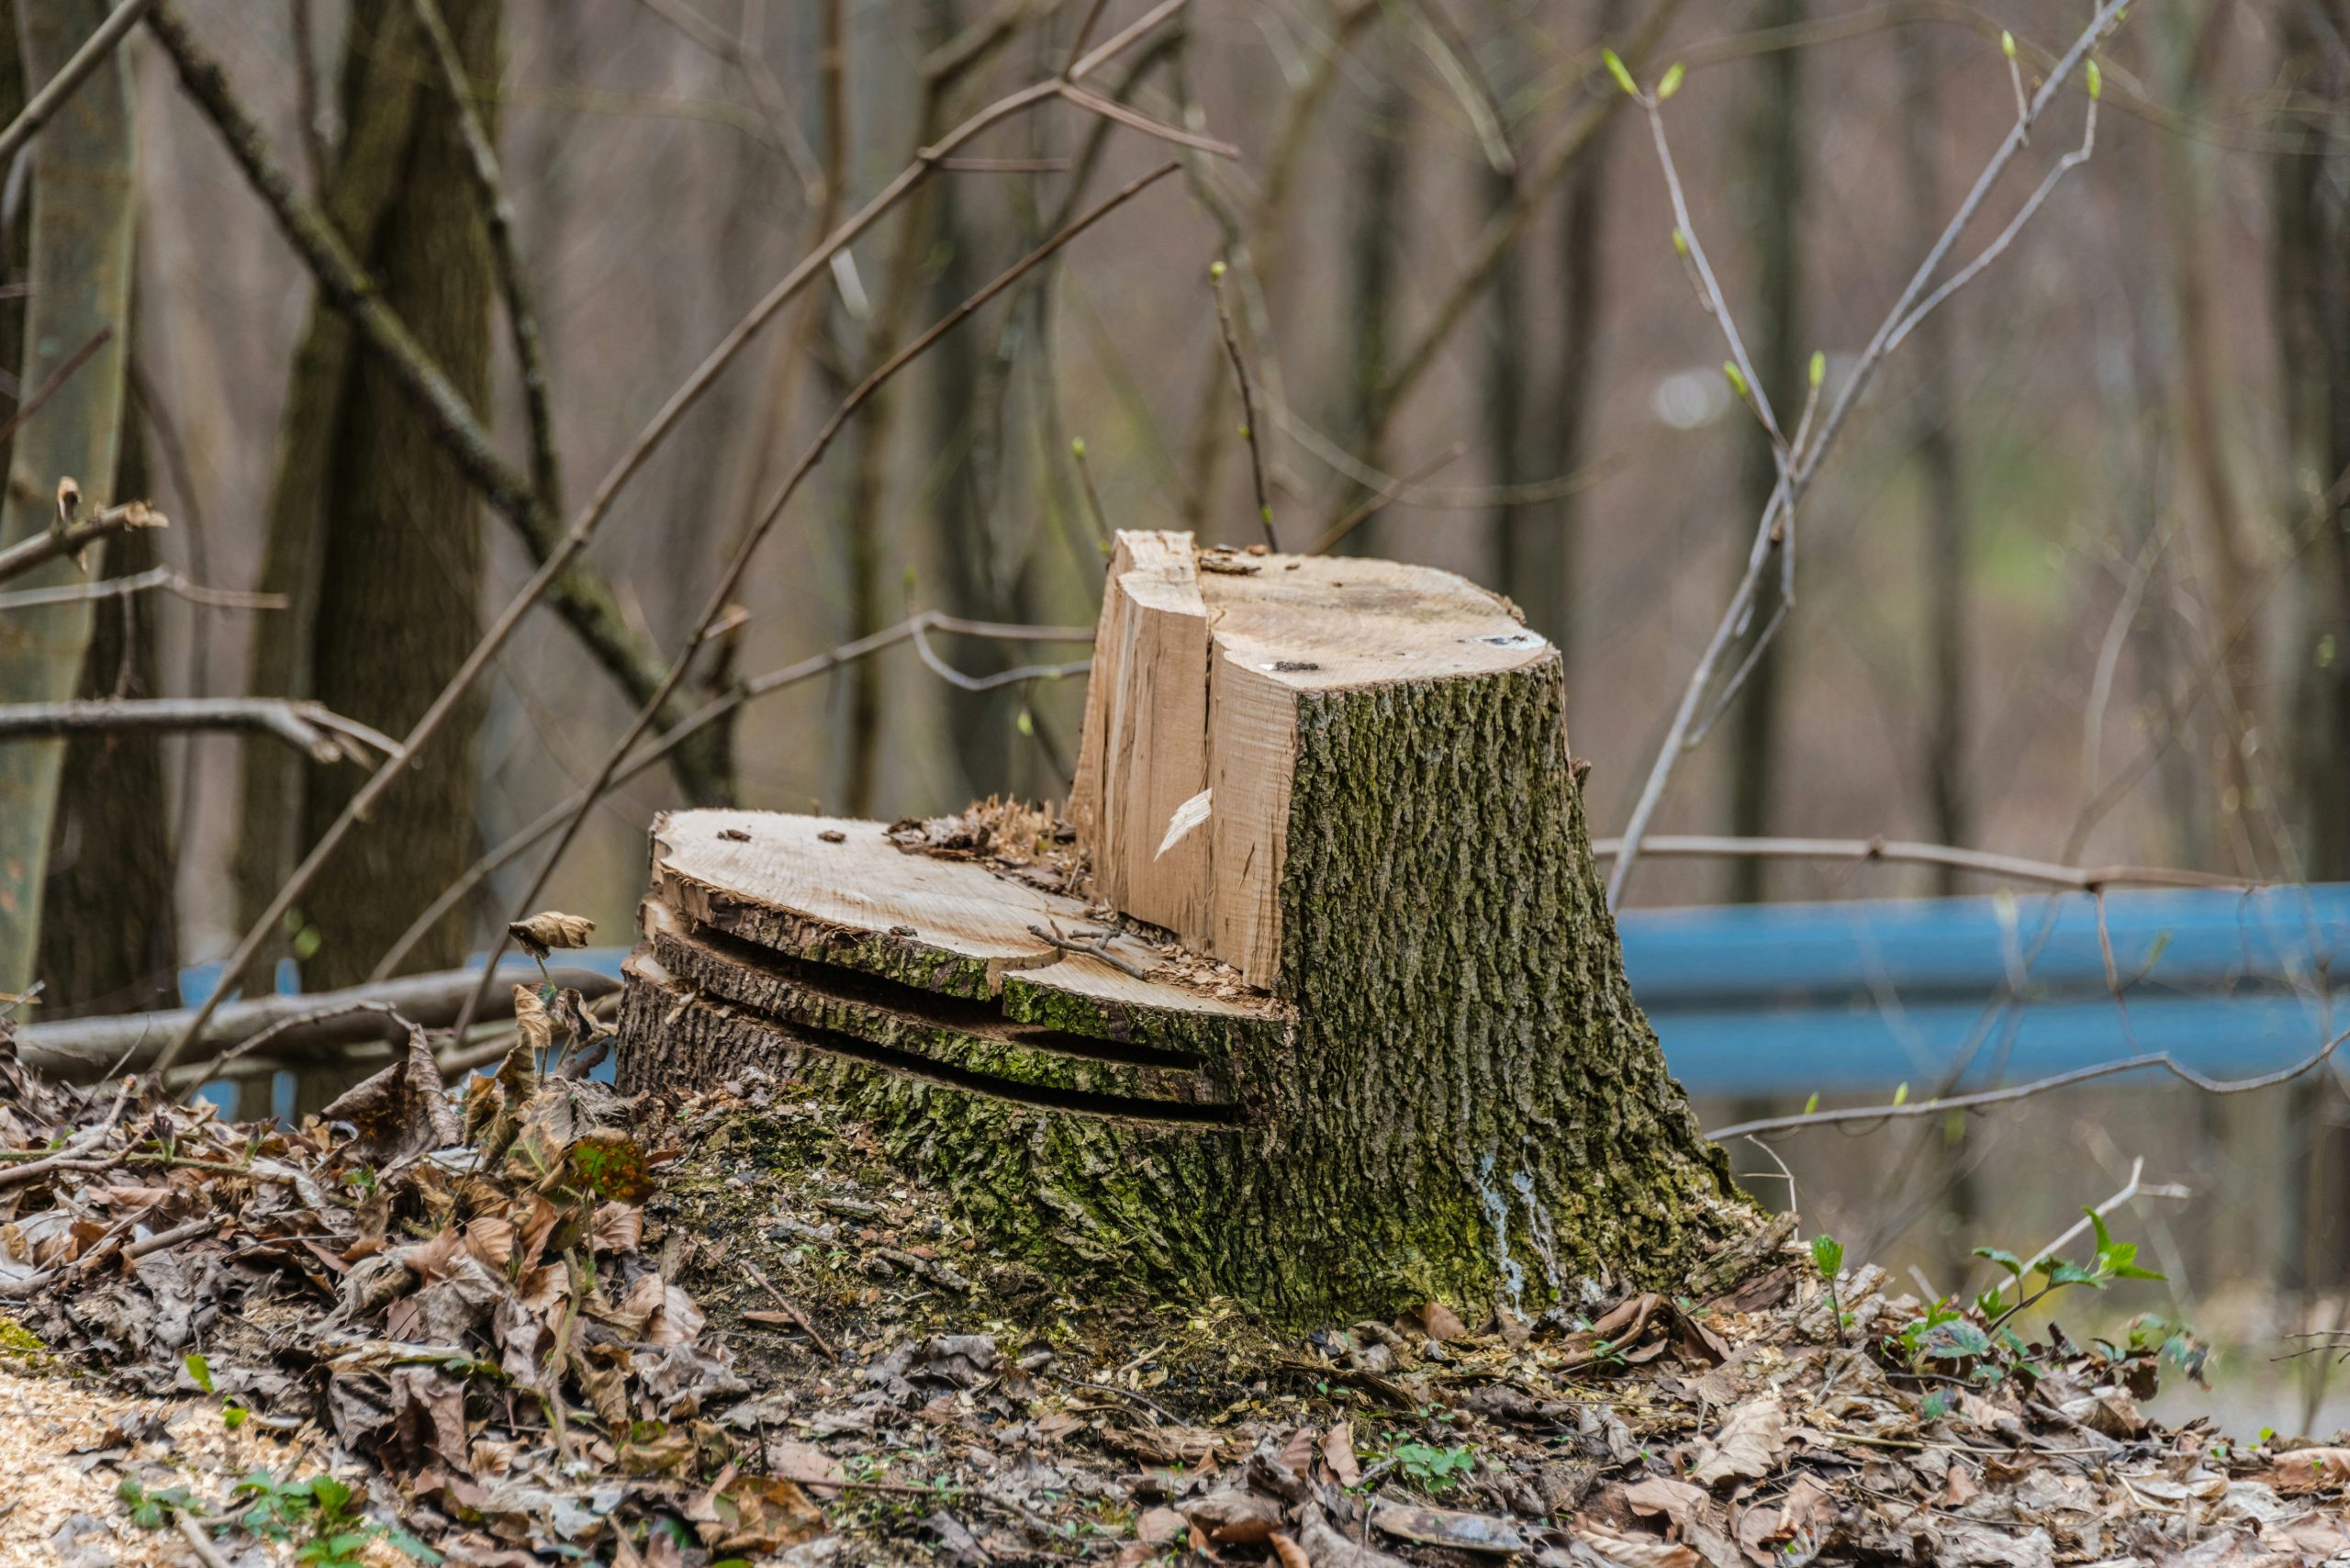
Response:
[618,533,1750,1323]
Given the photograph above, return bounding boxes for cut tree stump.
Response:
[618,533,1750,1322]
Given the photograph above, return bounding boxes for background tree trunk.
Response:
[1902,32,1969,898]
[0,0,136,1001]
[239,0,501,990]
[38,340,180,1016]
[2275,0,2350,1300]
[1725,0,1803,907]
[1332,19,1410,557]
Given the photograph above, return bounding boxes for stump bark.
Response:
[618,533,1749,1322]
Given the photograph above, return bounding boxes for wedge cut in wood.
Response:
[619,534,1751,1323]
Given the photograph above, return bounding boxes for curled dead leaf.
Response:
[512,985,552,1057]
[509,910,596,961]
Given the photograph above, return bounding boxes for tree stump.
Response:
[617,533,1748,1322]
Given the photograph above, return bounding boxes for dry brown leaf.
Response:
[321,1024,461,1165]
[1136,1506,1189,1545]
[767,1439,846,1496]
[592,1202,643,1254]
[1575,1519,1705,1568]
[511,985,552,1058]
[1270,1533,1313,1568]
[1733,1473,1835,1565]
[509,910,596,961]
[463,1215,516,1271]
[1322,1419,1360,1486]
[1691,1391,1786,1487]
[2264,1447,2350,1495]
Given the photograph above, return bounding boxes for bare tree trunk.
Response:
[2275,0,2350,1298]
[2163,1,2263,874]
[1332,22,1410,556]
[1483,158,1531,610]
[248,0,501,989]
[0,0,136,999]
[38,330,180,1015]
[1520,0,1625,666]
[1726,0,1803,905]
[1902,36,1970,897]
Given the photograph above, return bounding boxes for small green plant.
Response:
[232,1470,441,1567]
[118,1477,201,1529]
[1974,1207,2163,1331]
[1809,1234,1852,1342]
[1383,1439,1476,1494]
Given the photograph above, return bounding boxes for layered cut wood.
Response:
[617,532,1748,1321]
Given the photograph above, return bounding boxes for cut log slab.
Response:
[620,535,1752,1323]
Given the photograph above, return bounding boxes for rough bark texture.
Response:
[621,547,1748,1324]
[239,0,501,989]
[37,367,181,1015]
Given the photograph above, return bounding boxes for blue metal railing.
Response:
[183,883,2350,1103]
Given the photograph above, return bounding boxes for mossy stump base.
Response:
[617,534,1750,1324]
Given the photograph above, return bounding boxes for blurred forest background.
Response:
[3,0,2349,1428]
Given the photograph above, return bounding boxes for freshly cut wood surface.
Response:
[647,810,1273,1042]
[1069,532,1211,936]
[1074,533,1555,984]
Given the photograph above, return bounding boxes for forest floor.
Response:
[3,1014,2348,1567]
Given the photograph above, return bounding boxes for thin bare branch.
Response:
[20,965,615,1081]
[0,0,152,168]
[1586,834,2255,892]
[1210,262,1279,547]
[0,565,280,612]
[0,697,397,763]
[412,0,563,519]
[1707,1026,2350,1142]
[908,618,1091,691]
[0,498,162,586]
[1606,0,2128,908]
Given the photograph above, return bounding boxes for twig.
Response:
[1585,834,2252,892]
[452,164,1183,1038]
[411,0,562,519]
[1606,0,2126,908]
[0,697,397,765]
[167,1001,407,1097]
[151,0,1201,1081]
[0,0,152,169]
[175,1512,232,1568]
[1027,922,1154,980]
[19,965,613,1081]
[1309,442,1466,554]
[0,498,162,586]
[1707,1025,2350,1141]
[1064,0,1115,75]
[0,1078,130,1191]
[0,564,280,612]
[742,1262,837,1358]
[909,618,1091,692]
[1209,262,1278,547]
[0,327,116,451]
[1069,438,1114,554]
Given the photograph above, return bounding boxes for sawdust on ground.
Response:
[0,1363,391,1568]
